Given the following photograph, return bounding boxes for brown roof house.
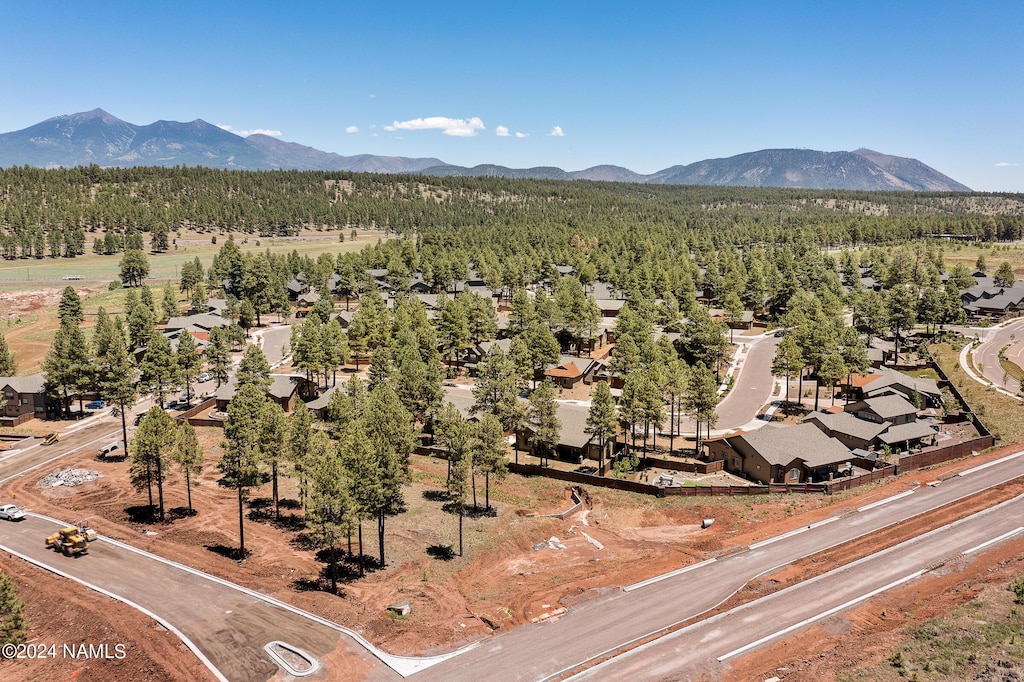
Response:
[544,356,603,389]
[707,423,853,484]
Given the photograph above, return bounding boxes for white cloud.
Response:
[515,132,529,138]
[495,125,510,137]
[216,124,282,137]
[386,116,486,137]
[345,125,359,133]
[995,161,1020,167]
[549,125,565,137]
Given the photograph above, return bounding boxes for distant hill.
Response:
[0,109,971,191]
[0,109,442,173]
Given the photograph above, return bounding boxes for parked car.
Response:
[0,504,26,521]
[197,372,212,383]
[85,400,106,410]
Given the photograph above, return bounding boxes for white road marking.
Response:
[0,428,122,486]
[25,512,474,677]
[0,542,229,682]
[624,558,717,592]
[958,450,1024,477]
[715,571,926,661]
[964,527,1024,555]
[748,517,837,550]
[857,489,914,512]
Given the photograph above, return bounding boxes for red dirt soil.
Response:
[0,556,214,682]
[5,433,1024,680]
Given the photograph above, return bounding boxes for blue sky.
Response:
[2,1,1022,191]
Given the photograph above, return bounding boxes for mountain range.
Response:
[0,109,971,191]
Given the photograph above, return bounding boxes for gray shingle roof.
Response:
[858,394,918,420]
[0,373,46,394]
[731,423,852,469]
[877,421,937,445]
[803,411,891,442]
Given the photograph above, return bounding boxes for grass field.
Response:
[942,241,1024,276]
[930,343,1024,444]
[0,227,388,289]
[0,227,391,372]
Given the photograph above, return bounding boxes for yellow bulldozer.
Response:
[45,526,88,556]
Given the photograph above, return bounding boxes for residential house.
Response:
[801,411,891,451]
[215,374,312,413]
[845,394,919,426]
[838,367,942,407]
[544,355,603,389]
[0,373,51,424]
[707,423,854,484]
[516,400,618,464]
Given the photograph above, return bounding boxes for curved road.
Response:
[674,332,781,436]
[966,318,1024,393]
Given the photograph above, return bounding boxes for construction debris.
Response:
[532,536,566,551]
[37,467,101,488]
[580,532,604,550]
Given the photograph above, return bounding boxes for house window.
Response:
[21,398,28,404]
[789,468,800,481]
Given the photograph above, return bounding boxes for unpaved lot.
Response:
[4,426,1024,679]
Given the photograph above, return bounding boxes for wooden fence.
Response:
[898,436,994,472]
[175,397,221,428]
[663,484,769,497]
[822,465,898,493]
[642,456,724,474]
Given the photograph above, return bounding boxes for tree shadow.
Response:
[422,489,450,502]
[278,498,302,510]
[465,506,497,520]
[124,504,157,523]
[271,513,306,532]
[205,544,251,561]
[167,506,197,521]
[426,544,456,561]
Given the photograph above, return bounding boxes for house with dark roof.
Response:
[0,373,52,424]
[516,400,618,464]
[706,423,854,484]
[164,312,231,335]
[846,394,919,426]
[215,374,312,413]
[838,367,942,407]
[802,411,891,451]
[876,421,938,451]
[304,385,337,420]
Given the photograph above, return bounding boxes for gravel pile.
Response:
[37,467,101,488]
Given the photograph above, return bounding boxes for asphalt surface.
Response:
[968,319,1024,392]
[410,449,1024,681]
[0,328,1019,681]
[572,493,1024,681]
[674,333,781,435]
[0,515,380,682]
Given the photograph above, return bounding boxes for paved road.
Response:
[572,494,1024,680]
[969,319,1024,392]
[0,515,395,682]
[411,449,1024,681]
[673,333,781,436]
[0,418,127,486]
